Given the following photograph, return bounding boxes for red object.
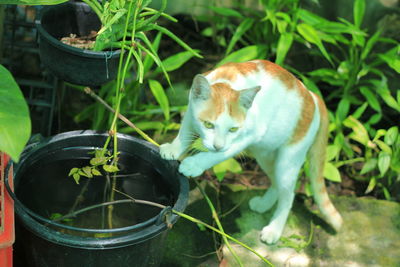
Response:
[0,153,14,267]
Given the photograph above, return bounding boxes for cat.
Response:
[160,59,343,244]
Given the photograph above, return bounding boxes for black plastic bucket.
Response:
[6,131,188,267]
[35,3,121,86]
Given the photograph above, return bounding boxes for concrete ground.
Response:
[161,181,400,267]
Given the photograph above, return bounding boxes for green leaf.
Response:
[103,164,119,173]
[367,113,382,125]
[352,102,368,119]
[131,48,145,83]
[375,140,392,154]
[275,32,293,65]
[378,152,391,177]
[190,138,208,152]
[49,213,62,220]
[343,116,370,146]
[373,129,387,142]
[73,173,80,184]
[336,98,350,122]
[97,9,127,36]
[323,162,341,182]
[135,39,169,85]
[149,24,202,58]
[0,64,31,162]
[68,167,79,177]
[201,27,213,37]
[90,157,108,166]
[382,186,391,200]
[161,51,197,72]
[143,32,162,74]
[213,158,242,182]
[326,145,340,161]
[300,76,322,96]
[149,80,170,121]
[353,0,365,28]
[196,223,207,231]
[377,85,400,112]
[384,127,399,146]
[361,158,377,175]
[361,30,381,60]
[297,23,320,44]
[378,44,400,73]
[226,18,254,55]
[298,9,329,26]
[209,6,243,18]
[125,121,165,131]
[360,86,381,112]
[296,23,333,64]
[92,168,102,176]
[0,0,67,4]
[308,68,343,86]
[81,166,93,178]
[379,54,400,74]
[217,45,268,67]
[365,177,377,194]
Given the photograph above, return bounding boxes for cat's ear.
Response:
[191,74,211,101]
[239,86,261,109]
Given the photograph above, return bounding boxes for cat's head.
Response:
[190,74,260,152]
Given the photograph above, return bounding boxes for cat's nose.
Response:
[213,143,223,151]
[213,138,225,151]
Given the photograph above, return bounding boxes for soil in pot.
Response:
[60,31,97,50]
[36,3,121,86]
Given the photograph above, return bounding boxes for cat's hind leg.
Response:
[249,153,278,213]
[259,147,305,244]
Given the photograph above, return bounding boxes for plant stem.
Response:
[81,0,103,24]
[334,157,364,168]
[83,87,159,146]
[53,199,165,222]
[107,173,117,228]
[193,179,244,267]
[68,179,91,215]
[174,210,273,266]
[103,0,140,229]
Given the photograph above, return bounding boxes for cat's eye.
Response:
[203,121,214,129]
[229,127,239,133]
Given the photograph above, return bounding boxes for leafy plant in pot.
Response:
[35,1,122,86]
[35,0,201,86]
[2,0,202,266]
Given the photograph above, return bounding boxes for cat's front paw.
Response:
[260,224,283,245]
[179,157,205,177]
[160,143,181,160]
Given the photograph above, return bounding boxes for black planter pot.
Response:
[6,130,189,267]
[35,3,121,86]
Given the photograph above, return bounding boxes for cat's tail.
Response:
[308,94,343,231]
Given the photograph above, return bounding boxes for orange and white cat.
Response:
[160,60,343,244]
